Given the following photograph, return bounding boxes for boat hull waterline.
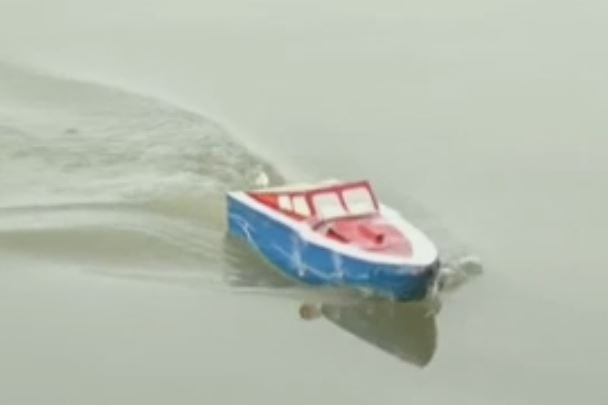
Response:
[226,181,440,301]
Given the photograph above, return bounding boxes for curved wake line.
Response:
[0,62,288,284]
[0,62,284,211]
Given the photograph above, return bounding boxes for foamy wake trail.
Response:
[0,63,283,283]
[0,63,283,209]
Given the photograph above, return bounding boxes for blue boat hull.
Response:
[227,195,437,301]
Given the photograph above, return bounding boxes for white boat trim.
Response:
[250,179,341,193]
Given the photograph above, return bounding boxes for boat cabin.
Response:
[249,181,379,223]
[247,181,411,254]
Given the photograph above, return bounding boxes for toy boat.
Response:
[226,180,440,300]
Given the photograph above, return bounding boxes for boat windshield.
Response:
[312,186,377,220]
[312,192,347,219]
[342,186,376,215]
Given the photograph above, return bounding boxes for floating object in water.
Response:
[226,180,441,301]
[436,255,483,291]
[253,171,270,188]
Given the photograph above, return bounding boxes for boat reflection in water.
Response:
[299,300,436,366]
[222,236,437,367]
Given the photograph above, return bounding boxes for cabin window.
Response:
[313,192,347,219]
[343,187,376,215]
[278,195,292,211]
[292,196,310,217]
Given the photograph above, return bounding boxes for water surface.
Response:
[1,1,607,404]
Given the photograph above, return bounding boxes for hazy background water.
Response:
[1,1,607,404]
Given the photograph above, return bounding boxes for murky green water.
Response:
[1,1,607,404]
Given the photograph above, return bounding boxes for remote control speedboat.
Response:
[227,180,440,300]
